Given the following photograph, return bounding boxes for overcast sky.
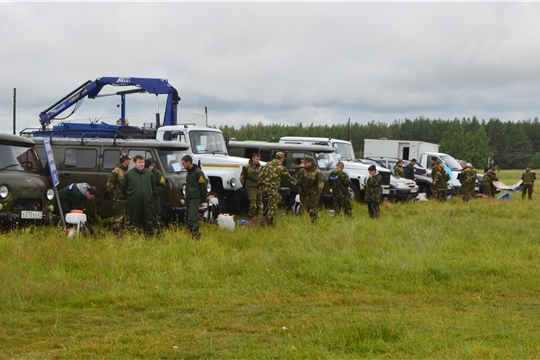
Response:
[2,2,540,134]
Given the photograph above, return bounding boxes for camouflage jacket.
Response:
[107,162,129,200]
[365,174,382,203]
[394,164,405,178]
[240,159,263,189]
[329,168,351,197]
[431,161,441,181]
[522,169,537,183]
[300,164,324,196]
[259,159,296,190]
[483,171,499,185]
[434,169,450,190]
[459,167,473,187]
[295,167,307,195]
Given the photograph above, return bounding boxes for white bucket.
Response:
[217,214,235,230]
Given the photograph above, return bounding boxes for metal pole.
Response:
[205,106,208,127]
[13,88,16,135]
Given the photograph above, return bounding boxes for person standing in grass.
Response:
[433,163,450,201]
[298,156,324,223]
[459,161,474,202]
[329,161,352,217]
[393,159,405,178]
[365,165,382,218]
[521,164,536,200]
[258,151,297,225]
[107,153,131,234]
[467,163,477,199]
[122,155,155,236]
[182,155,208,240]
[145,158,166,233]
[240,152,264,219]
[483,167,499,198]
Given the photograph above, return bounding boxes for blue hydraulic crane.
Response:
[38,77,181,131]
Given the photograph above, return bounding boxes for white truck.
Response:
[363,139,462,194]
[279,136,393,201]
[155,115,249,212]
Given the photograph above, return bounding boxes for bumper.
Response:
[394,188,419,200]
[0,212,58,225]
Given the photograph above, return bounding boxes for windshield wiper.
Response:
[0,164,21,171]
[211,150,228,155]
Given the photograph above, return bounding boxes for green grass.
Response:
[1,171,540,359]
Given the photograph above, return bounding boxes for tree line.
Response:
[220,116,540,170]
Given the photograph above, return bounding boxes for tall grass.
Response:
[1,171,539,358]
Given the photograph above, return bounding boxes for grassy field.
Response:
[1,170,540,359]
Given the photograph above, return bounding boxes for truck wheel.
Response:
[419,184,432,198]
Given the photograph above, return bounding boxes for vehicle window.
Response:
[314,152,338,170]
[291,152,310,167]
[157,149,191,172]
[64,148,97,169]
[332,142,355,161]
[190,130,227,154]
[103,149,121,170]
[127,150,153,169]
[260,150,271,161]
[0,144,44,173]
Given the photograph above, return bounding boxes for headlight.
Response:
[0,185,9,199]
[229,178,237,187]
[181,184,186,196]
[46,188,55,201]
[207,182,212,193]
[395,182,407,189]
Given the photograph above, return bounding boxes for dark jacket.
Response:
[186,164,207,202]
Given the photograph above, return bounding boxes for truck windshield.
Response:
[332,142,355,161]
[158,149,192,173]
[0,145,44,173]
[314,152,338,170]
[440,155,462,171]
[190,130,227,155]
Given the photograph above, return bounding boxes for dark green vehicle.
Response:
[0,133,56,225]
[227,141,336,205]
[33,137,209,222]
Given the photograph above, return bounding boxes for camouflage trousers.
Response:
[246,186,263,219]
[366,201,380,218]
[334,194,352,216]
[264,187,281,220]
[461,184,473,202]
[304,192,321,223]
[112,200,129,233]
[484,185,495,198]
[522,183,534,200]
[435,189,447,202]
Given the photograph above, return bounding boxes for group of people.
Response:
[58,153,208,239]
[241,151,384,223]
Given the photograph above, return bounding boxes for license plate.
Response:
[411,188,418,193]
[21,210,42,219]
[382,189,390,195]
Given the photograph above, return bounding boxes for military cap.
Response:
[303,156,315,163]
[275,152,285,159]
[119,153,132,162]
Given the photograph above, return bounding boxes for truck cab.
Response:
[0,133,56,225]
[156,125,249,212]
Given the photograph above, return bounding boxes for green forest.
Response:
[220,116,540,170]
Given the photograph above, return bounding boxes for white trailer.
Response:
[363,139,439,160]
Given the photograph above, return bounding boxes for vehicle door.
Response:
[99,147,123,218]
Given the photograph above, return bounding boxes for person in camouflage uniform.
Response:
[329,161,352,216]
[240,152,264,219]
[145,158,166,233]
[365,165,382,218]
[458,161,474,202]
[394,160,405,178]
[468,163,477,199]
[483,167,499,198]
[121,155,155,236]
[295,159,308,214]
[433,163,450,201]
[298,156,324,223]
[258,152,297,225]
[107,153,131,234]
[521,164,536,200]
